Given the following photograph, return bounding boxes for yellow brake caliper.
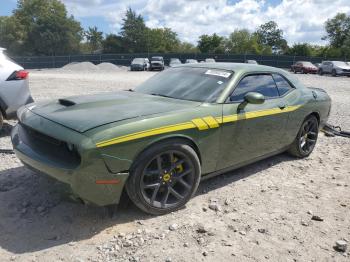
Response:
[174,157,184,173]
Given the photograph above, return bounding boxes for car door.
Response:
[324,62,331,73]
[217,73,290,170]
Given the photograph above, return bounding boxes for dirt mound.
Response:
[97,62,119,71]
[61,62,99,71]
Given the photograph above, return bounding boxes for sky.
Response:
[1,0,350,45]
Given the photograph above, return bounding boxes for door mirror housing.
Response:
[244,92,265,104]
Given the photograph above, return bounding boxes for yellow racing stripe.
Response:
[191,118,209,130]
[96,122,196,147]
[202,116,220,128]
[96,105,302,148]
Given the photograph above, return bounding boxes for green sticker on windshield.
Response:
[205,69,231,78]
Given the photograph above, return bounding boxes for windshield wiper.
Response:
[150,93,174,99]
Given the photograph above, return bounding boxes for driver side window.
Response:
[230,74,279,102]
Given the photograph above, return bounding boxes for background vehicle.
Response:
[0,48,33,129]
[169,58,182,67]
[150,56,164,71]
[185,59,198,64]
[11,63,331,215]
[291,61,318,74]
[130,58,149,71]
[246,60,258,64]
[318,61,350,77]
[205,58,216,63]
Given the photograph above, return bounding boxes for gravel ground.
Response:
[0,68,349,262]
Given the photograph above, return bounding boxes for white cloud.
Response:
[61,0,350,45]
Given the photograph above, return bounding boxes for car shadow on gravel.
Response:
[0,152,295,254]
[196,152,296,197]
[0,166,151,254]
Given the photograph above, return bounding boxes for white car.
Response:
[0,48,33,129]
[318,61,350,77]
[185,59,198,64]
[205,58,216,63]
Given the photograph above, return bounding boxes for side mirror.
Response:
[244,92,265,104]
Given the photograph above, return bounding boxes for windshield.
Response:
[186,60,198,63]
[333,61,348,67]
[134,67,233,103]
[152,57,162,61]
[132,58,144,64]
[301,62,314,67]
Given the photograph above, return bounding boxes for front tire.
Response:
[288,115,319,158]
[126,140,201,215]
[332,69,337,77]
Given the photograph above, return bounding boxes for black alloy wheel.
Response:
[140,150,195,209]
[126,140,201,215]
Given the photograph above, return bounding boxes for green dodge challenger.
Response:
[11,63,331,215]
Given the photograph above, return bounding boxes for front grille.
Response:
[19,123,81,169]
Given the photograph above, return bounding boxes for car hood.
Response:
[335,65,350,70]
[28,91,201,133]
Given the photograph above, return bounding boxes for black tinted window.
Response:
[230,74,279,102]
[273,74,294,96]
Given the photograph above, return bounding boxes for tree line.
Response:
[0,0,349,59]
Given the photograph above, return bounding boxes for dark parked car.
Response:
[150,56,164,71]
[130,58,149,71]
[291,61,318,74]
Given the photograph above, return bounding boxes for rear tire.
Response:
[126,140,201,215]
[288,115,319,158]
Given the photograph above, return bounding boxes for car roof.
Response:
[177,62,284,73]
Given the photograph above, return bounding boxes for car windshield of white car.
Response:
[152,57,162,61]
[135,67,233,103]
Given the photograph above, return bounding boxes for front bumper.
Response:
[337,70,350,76]
[11,113,129,206]
[130,65,144,71]
[306,69,318,74]
[150,63,163,69]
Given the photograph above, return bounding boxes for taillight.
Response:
[6,70,29,81]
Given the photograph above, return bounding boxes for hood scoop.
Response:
[58,98,76,107]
